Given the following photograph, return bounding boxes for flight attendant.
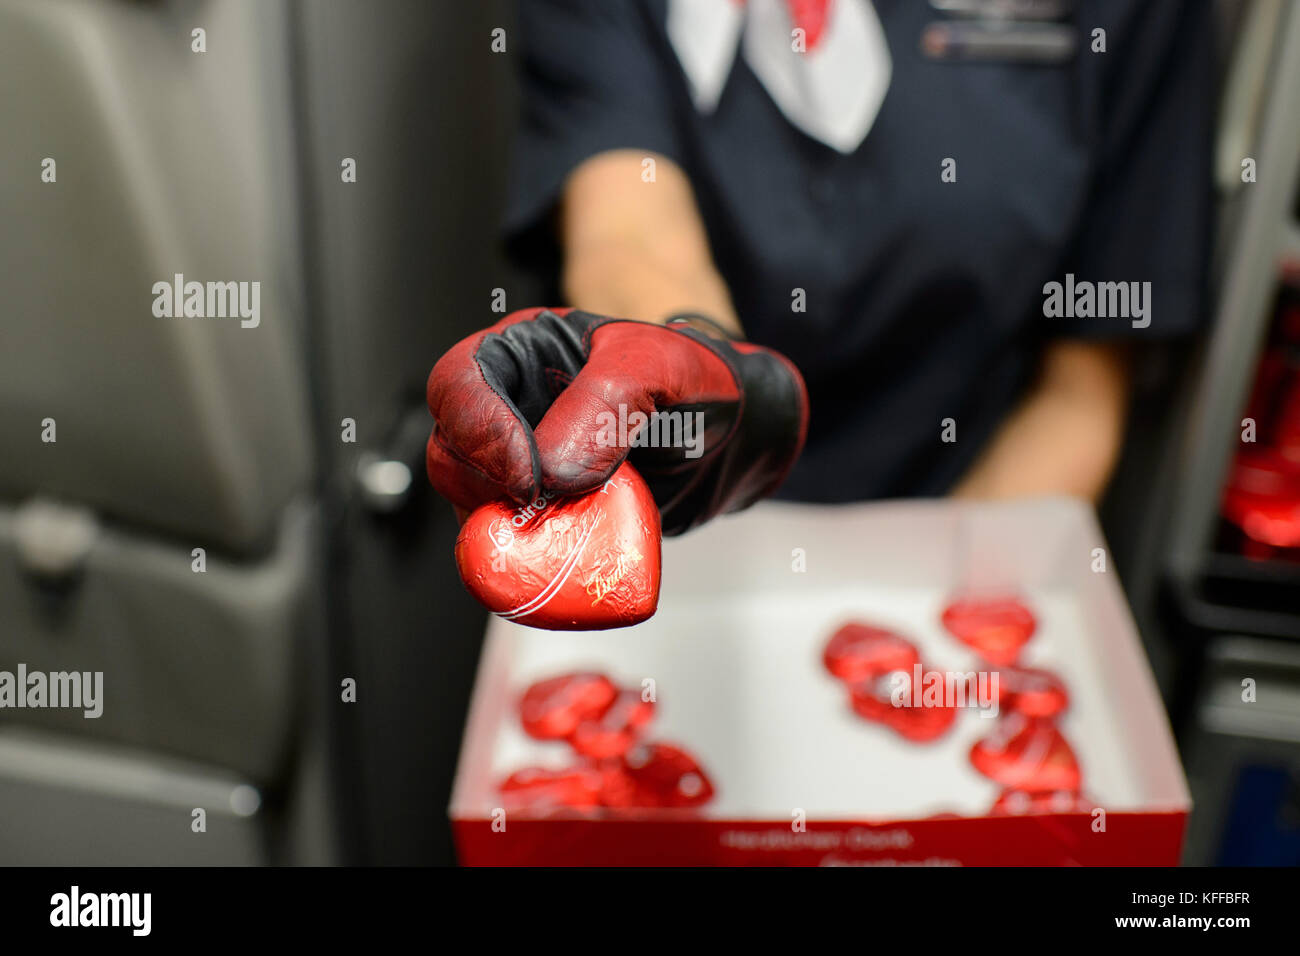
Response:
[425,0,1214,531]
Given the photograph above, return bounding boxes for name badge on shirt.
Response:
[920,20,1076,64]
[923,0,1075,64]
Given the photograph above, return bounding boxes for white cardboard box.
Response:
[452,497,1189,865]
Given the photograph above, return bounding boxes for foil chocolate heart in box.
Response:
[450,498,1189,866]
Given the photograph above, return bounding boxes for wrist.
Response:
[664,311,743,341]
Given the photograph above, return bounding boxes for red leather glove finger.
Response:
[425,306,554,510]
[532,320,742,494]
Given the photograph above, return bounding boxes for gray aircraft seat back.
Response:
[0,0,311,556]
[0,0,316,844]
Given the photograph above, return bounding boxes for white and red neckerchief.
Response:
[666,0,893,153]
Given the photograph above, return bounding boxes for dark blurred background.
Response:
[0,0,1297,866]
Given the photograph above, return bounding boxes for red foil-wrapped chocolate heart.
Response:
[822,622,920,683]
[622,742,715,808]
[941,596,1037,665]
[989,788,1092,816]
[569,689,656,759]
[456,462,662,630]
[848,670,958,743]
[996,666,1069,719]
[519,672,619,741]
[589,761,644,809]
[969,715,1081,793]
[498,765,606,811]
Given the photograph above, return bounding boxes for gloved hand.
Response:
[426,307,808,535]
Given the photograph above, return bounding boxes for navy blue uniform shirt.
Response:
[504,0,1215,502]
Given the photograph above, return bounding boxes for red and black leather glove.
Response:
[426,307,808,535]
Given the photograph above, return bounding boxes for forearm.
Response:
[953,341,1130,503]
[562,237,741,333]
[559,149,742,335]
